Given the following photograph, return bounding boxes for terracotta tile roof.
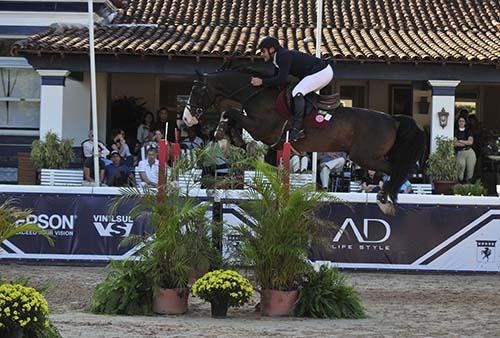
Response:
[12,0,500,65]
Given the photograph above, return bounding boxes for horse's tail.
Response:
[386,115,425,202]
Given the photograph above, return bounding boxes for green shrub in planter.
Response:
[31,132,74,169]
[426,136,462,181]
[453,181,487,196]
[296,265,365,319]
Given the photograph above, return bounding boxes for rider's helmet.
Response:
[258,36,281,51]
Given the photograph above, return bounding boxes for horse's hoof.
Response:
[376,200,396,216]
[376,192,388,204]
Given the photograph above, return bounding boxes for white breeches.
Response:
[292,65,334,97]
[319,158,345,188]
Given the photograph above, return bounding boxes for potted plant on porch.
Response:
[234,161,326,316]
[30,132,77,186]
[426,136,461,195]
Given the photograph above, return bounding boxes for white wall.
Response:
[61,72,108,145]
[63,74,90,145]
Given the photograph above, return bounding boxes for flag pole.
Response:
[88,0,100,187]
[312,0,323,186]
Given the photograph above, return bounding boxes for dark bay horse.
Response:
[183,68,424,215]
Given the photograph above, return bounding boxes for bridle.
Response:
[187,72,266,120]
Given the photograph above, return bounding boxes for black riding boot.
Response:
[290,94,305,141]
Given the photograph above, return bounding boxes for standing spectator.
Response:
[454,115,476,182]
[81,130,110,160]
[360,170,384,193]
[137,147,159,187]
[83,150,105,186]
[105,150,132,187]
[318,152,347,189]
[290,153,309,173]
[137,112,154,144]
[181,127,203,150]
[155,107,176,142]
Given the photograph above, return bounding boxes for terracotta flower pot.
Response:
[152,288,189,315]
[433,180,457,195]
[210,300,229,318]
[260,289,298,317]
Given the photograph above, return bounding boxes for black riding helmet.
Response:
[258,36,280,50]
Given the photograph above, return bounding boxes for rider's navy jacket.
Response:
[262,47,328,87]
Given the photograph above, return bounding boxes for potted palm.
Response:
[426,136,461,194]
[31,132,76,186]
[112,155,216,315]
[235,161,326,316]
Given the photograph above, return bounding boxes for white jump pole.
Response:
[88,0,100,187]
[312,0,323,185]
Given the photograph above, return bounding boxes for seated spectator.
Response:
[181,127,203,150]
[105,150,132,187]
[83,151,105,186]
[318,152,347,189]
[137,112,154,144]
[290,153,309,173]
[361,170,384,193]
[137,147,159,187]
[382,175,413,193]
[110,129,133,166]
[82,130,110,160]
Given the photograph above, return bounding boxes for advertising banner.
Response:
[223,202,500,272]
[0,193,152,261]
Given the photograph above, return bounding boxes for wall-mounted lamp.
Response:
[418,96,430,114]
[437,107,449,128]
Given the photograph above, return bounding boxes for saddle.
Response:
[284,84,341,115]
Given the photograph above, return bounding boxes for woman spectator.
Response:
[454,115,476,182]
[137,112,154,144]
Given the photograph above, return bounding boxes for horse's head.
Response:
[183,70,214,127]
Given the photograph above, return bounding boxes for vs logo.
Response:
[333,218,391,243]
[93,215,134,237]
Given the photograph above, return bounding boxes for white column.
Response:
[428,80,460,153]
[37,70,70,139]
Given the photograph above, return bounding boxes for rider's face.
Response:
[261,48,275,62]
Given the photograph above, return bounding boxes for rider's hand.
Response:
[251,77,263,86]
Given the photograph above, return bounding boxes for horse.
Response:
[182,66,425,215]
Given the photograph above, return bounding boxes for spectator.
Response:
[137,147,159,187]
[382,175,413,193]
[361,170,384,193]
[137,112,154,144]
[155,107,176,142]
[318,152,347,189]
[181,127,203,150]
[290,153,309,173]
[105,150,132,187]
[82,130,110,160]
[110,129,133,166]
[454,115,476,182]
[83,150,105,186]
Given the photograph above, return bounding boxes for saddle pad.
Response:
[274,90,330,129]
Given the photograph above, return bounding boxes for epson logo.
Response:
[333,218,391,244]
[93,215,133,237]
[16,214,76,230]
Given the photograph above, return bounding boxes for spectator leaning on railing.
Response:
[105,150,133,187]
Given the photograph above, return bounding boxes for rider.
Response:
[250,36,334,141]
